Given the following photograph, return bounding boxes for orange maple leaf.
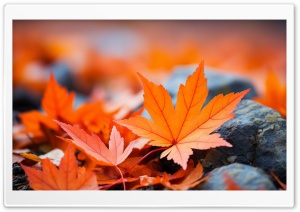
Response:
[18,74,76,145]
[41,73,76,123]
[253,71,286,118]
[19,111,59,139]
[21,144,98,190]
[73,101,116,143]
[118,60,249,169]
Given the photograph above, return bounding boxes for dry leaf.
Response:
[20,153,42,163]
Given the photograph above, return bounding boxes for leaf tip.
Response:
[242,88,251,96]
[136,72,150,86]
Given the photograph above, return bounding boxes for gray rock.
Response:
[198,163,276,190]
[163,64,258,105]
[51,62,75,92]
[201,100,286,183]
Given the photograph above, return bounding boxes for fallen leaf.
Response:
[19,111,59,140]
[118,60,249,169]
[20,153,42,163]
[41,73,76,123]
[134,161,206,190]
[253,71,286,118]
[161,162,206,190]
[55,121,136,167]
[73,101,116,142]
[95,165,138,186]
[17,74,76,148]
[21,144,98,190]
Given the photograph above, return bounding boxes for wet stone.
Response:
[201,100,286,183]
[198,163,276,190]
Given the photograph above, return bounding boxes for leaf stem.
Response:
[126,147,168,173]
[115,165,126,190]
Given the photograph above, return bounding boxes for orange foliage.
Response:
[133,161,206,190]
[13,21,286,191]
[41,74,76,123]
[21,144,98,190]
[55,122,137,167]
[118,61,249,169]
[14,61,275,191]
[18,74,76,149]
[253,71,286,118]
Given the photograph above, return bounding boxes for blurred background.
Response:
[13,20,286,113]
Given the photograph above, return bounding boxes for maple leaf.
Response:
[55,121,140,190]
[21,144,98,190]
[19,111,60,139]
[253,71,286,118]
[73,101,116,143]
[17,74,76,147]
[41,73,75,123]
[55,121,137,167]
[118,60,249,169]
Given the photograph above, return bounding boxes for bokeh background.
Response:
[13,20,286,113]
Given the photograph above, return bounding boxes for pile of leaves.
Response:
[13,61,251,190]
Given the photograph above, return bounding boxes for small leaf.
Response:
[55,121,136,166]
[21,144,98,190]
